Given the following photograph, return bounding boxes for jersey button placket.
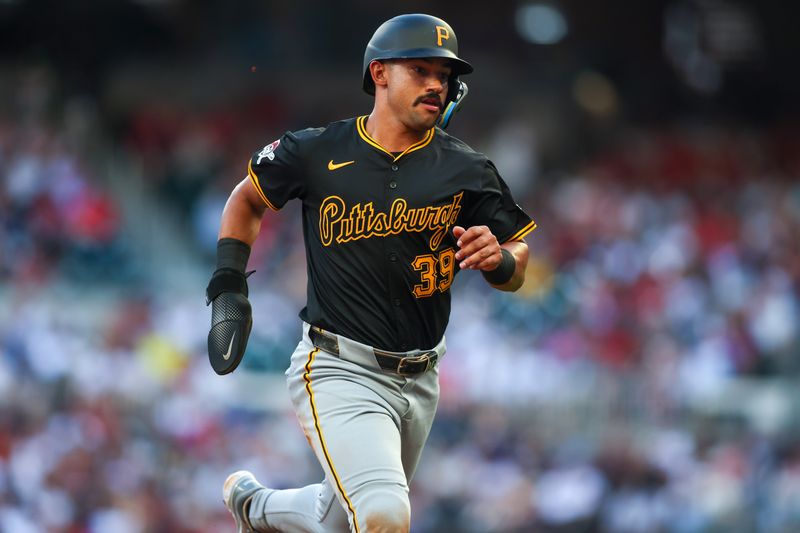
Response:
[389,163,399,189]
[386,160,405,347]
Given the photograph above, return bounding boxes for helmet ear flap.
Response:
[438,80,469,130]
[446,76,460,105]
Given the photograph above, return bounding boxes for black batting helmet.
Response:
[362,14,473,105]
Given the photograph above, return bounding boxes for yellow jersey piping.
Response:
[356,115,434,162]
[247,159,279,211]
[504,220,538,243]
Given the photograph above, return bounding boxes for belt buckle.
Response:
[397,351,436,375]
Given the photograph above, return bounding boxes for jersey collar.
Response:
[356,116,434,162]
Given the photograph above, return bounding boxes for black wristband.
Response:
[206,239,253,304]
[216,238,251,273]
[481,249,516,285]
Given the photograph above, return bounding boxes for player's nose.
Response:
[423,73,446,95]
[426,78,445,94]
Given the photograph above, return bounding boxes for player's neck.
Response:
[364,110,428,153]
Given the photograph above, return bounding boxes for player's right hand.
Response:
[452,225,502,271]
[206,270,253,375]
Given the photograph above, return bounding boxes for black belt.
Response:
[309,327,438,376]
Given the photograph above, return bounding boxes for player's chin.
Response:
[413,107,441,129]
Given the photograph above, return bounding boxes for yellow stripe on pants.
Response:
[303,348,361,533]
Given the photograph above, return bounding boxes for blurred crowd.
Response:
[0,102,129,285]
[2,72,800,533]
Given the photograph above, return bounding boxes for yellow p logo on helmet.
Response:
[435,25,449,46]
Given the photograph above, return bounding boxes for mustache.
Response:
[414,93,443,110]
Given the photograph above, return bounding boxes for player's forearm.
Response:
[218,178,268,245]
[489,241,528,292]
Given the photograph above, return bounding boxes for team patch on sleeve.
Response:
[256,139,281,164]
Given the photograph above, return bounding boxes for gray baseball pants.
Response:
[247,322,445,533]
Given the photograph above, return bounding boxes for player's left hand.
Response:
[452,225,502,271]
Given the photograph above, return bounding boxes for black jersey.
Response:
[248,116,536,351]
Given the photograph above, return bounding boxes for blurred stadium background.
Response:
[1,0,799,532]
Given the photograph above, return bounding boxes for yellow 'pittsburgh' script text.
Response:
[319,192,463,251]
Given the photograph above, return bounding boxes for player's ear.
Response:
[370,60,389,90]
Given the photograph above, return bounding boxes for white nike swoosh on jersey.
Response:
[222,332,236,361]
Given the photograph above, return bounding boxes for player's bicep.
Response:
[219,177,270,243]
[238,175,272,213]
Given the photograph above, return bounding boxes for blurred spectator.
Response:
[0,71,129,286]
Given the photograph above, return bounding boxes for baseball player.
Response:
[207,13,536,533]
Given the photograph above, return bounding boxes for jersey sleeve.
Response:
[247,130,307,210]
[463,161,537,243]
